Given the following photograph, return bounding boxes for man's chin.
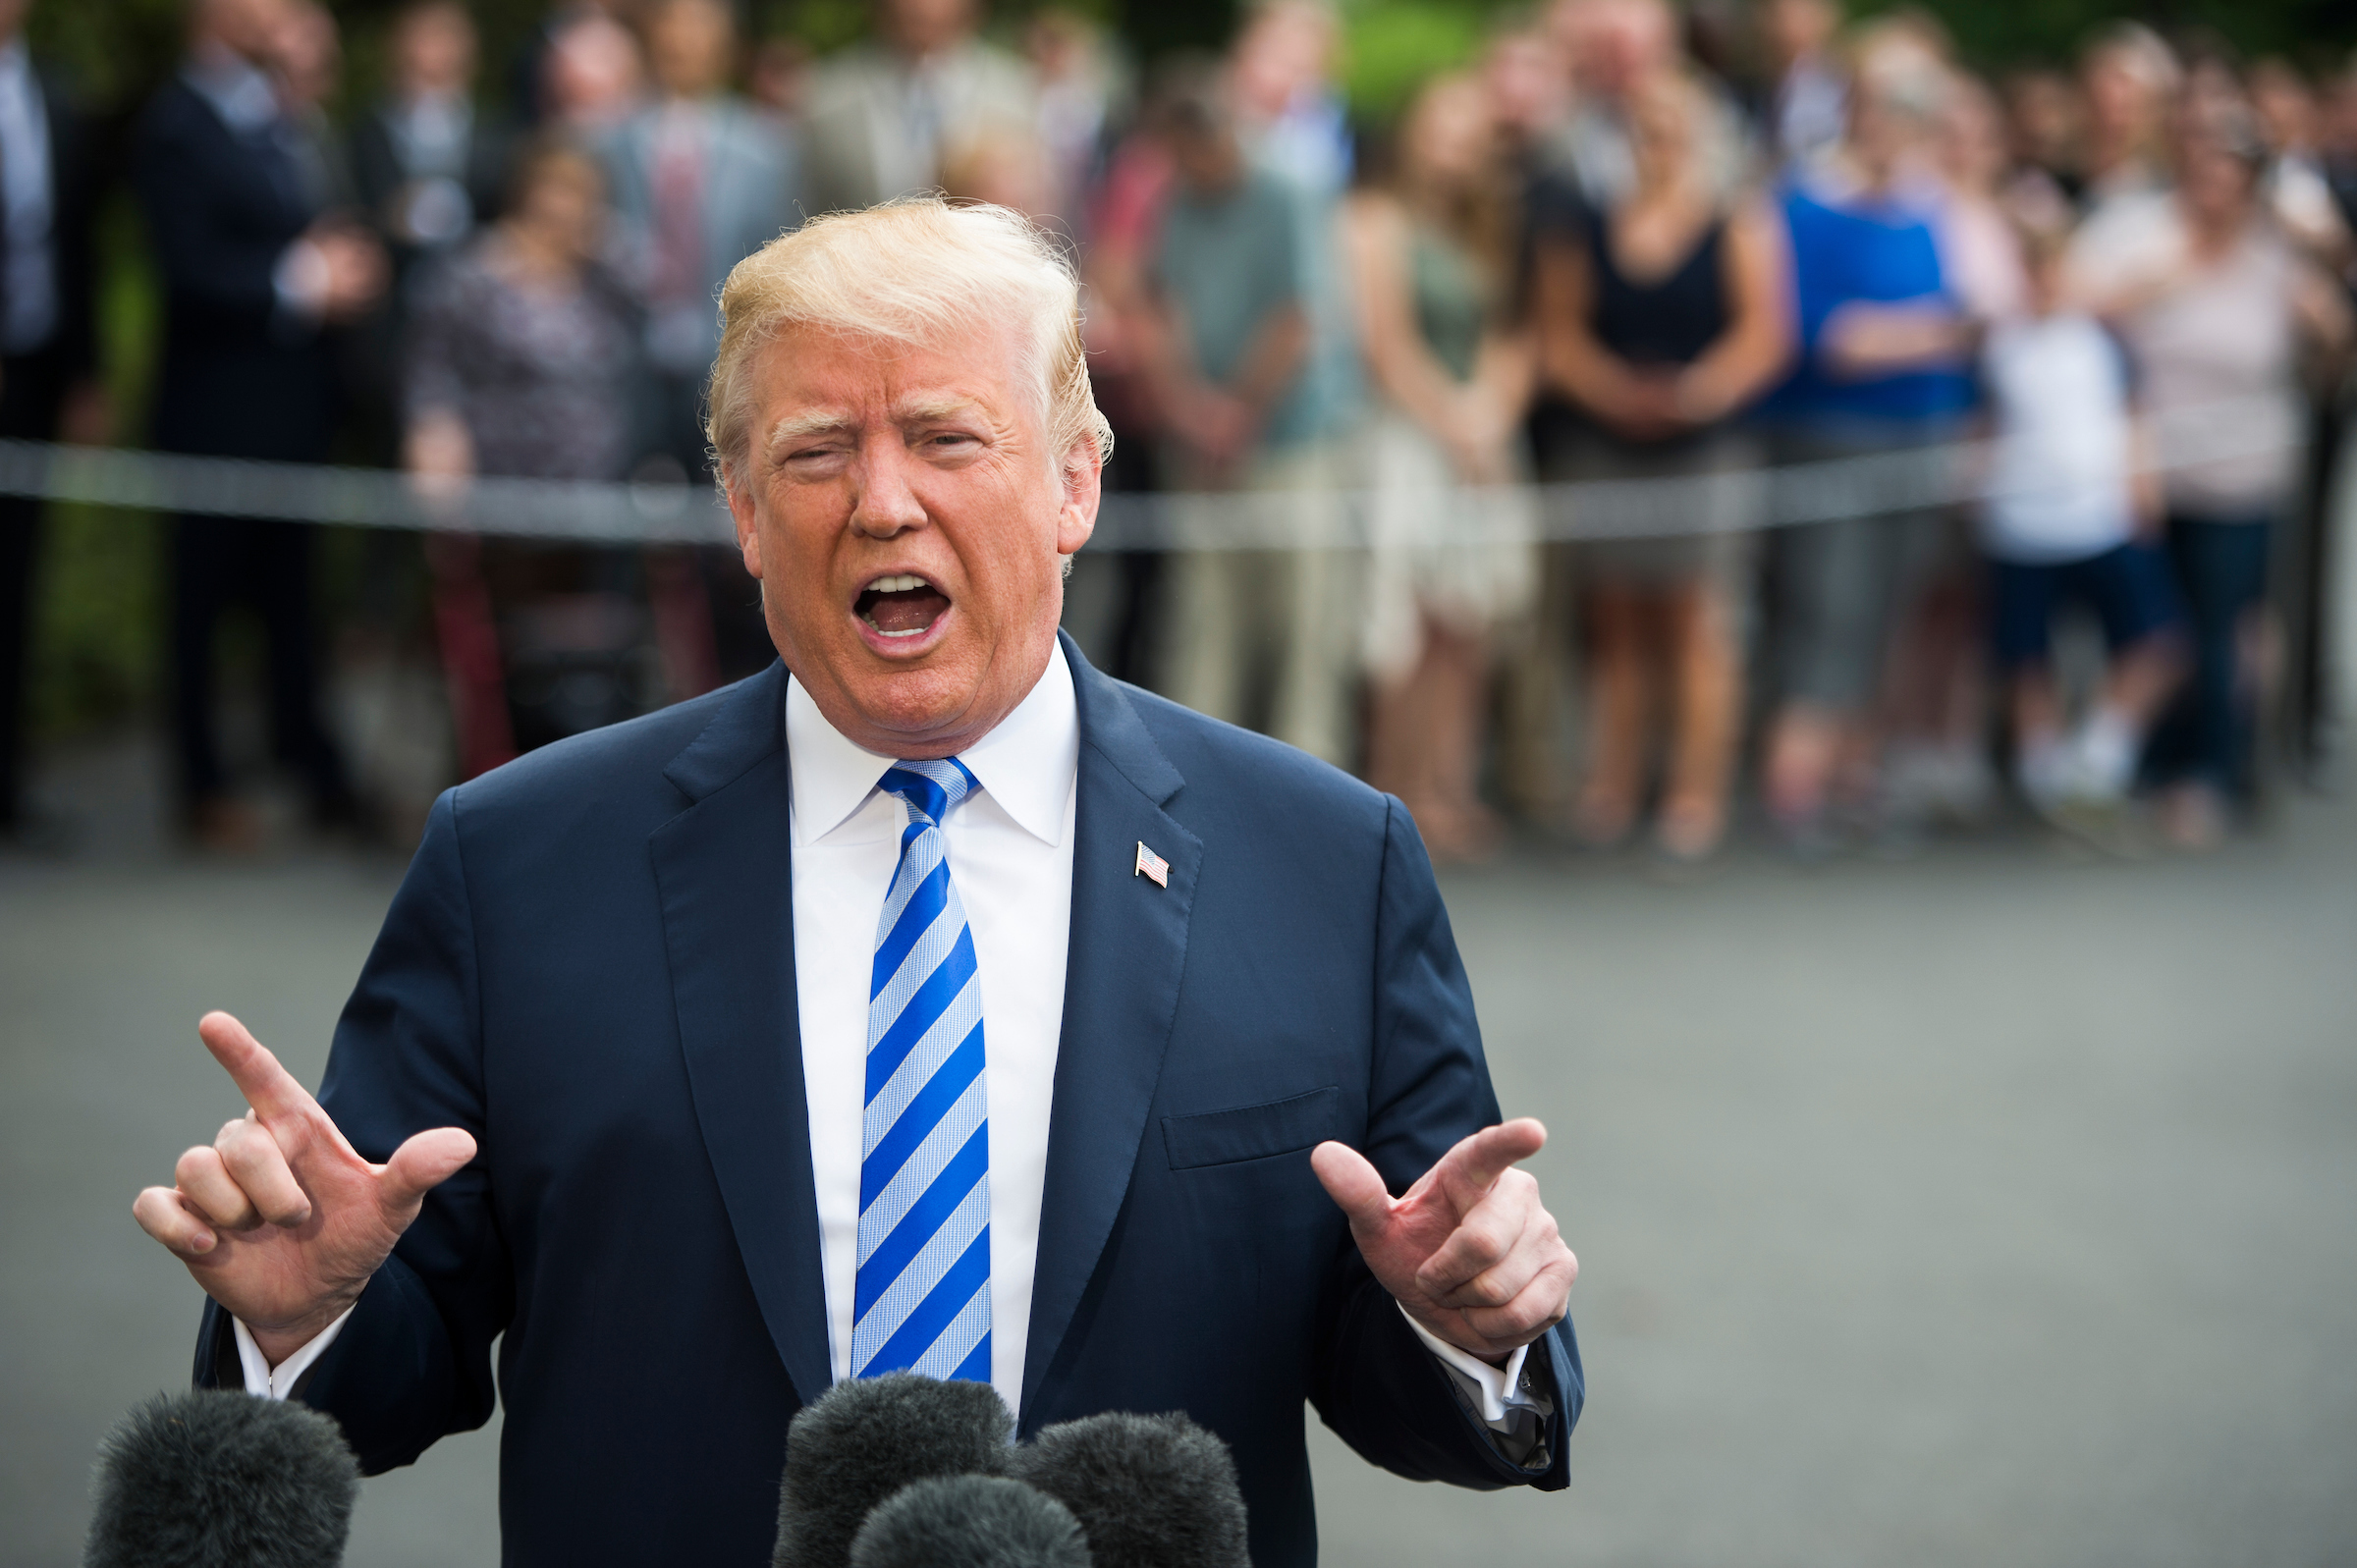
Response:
[821,659,992,757]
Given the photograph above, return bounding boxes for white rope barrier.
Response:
[0,398,2296,551]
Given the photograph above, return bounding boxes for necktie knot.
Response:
[880,757,978,829]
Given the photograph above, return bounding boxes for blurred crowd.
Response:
[0,0,2354,865]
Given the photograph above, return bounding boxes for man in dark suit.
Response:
[134,200,1583,1567]
[131,0,383,846]
[0,0,104,845]
[345,0,511,459]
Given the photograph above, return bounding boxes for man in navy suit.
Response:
[132,0,384,845]
[134,199,1583,1567]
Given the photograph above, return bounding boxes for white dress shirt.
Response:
[243,642,1542,1434]
[789,638,1080,1414]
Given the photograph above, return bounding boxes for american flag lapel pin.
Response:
[1134,840,1170,888]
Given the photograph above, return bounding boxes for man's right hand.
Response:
[132,1011,476,1367]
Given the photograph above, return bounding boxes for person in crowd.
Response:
[405,138,637,489]
[2249,59,2354,265]
[1998,67,2085,231]
[1145,59,1354,768]
[1934,73,2030,322]
[540,9,644,136]
[1488,13,1589,824]
[799,0,1032,215]
[403,137,646,775]
[1547,0,1672,206]
[2325,55,2357,241]
[270,0,351,201]
[1861,65,2031,836]
[2079,107,2352,846]
[1230,0,1367,636]
[1534,67,1790,860]
[746,34,812,124]
[1344,74,1537,863]
[1977,224,2183,821]
[1231,0,1352,198]
[602,0,795,484]
[2079,23,2178,216]
[134,0,386,849]
[1026,8,1122,239]
[353,2,513,300]
[1483,17,1574,175]
[345,0,513,471]
[0,0,106,849]
[1756,31,1977,853]
[1757,0,1846,174]
[1064,85,1177,687]
[938,122,1054,218]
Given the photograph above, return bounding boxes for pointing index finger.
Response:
[198,1011,321,1128]
[1448,1117,1548,1194]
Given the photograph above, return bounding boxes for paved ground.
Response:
[6,736,2354,1567]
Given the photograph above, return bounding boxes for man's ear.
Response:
[724,465,765,580]
[1054,438,1104,559]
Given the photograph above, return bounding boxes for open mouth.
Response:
[854,573,952,641]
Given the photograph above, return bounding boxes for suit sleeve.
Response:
[1305,796,1583,1490]
[193,789,512,1476]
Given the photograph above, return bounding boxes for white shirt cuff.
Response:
[232,1306,356,1401]
[1399,1303,1540,1428]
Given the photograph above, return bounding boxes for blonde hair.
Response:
[705,198,1113,490]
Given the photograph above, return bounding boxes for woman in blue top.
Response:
[1757,32,1979,849]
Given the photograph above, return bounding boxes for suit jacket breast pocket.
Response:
[1161,1086,1347,1170]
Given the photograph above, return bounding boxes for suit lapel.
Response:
[1021,634,1201,1419]
[648,664,833,1407]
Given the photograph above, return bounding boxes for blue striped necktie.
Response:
[850,756,991,1383]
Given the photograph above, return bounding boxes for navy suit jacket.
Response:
[194,635,1582,1566]
[133,77,338,461]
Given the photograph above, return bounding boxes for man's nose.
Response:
[848,439,928,539]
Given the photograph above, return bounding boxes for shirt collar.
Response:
[785,638,1078,847]
[183,44,281,136]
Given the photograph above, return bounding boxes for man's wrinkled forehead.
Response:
[751,321,1031,453]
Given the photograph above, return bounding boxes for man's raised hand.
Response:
[132,1011,475,1366]
[1310,1118,1576,1363]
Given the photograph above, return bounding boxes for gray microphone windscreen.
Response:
[849,1476,1093,1568]
[1006,1412,1249,1568]
[83,1389,358,1568]
[773,1373,1015,1568]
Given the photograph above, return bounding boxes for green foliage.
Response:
[28,190,166,740]
[1342,2,1489,121]
[28,507,162,740]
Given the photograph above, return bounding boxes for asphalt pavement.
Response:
[5,734,2353,1567]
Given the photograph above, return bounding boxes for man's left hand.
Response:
[1312,1118,1576,1364]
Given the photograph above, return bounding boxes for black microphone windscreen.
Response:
[83,1389,359,1568]
[773,1373,1015,1568]
[1005,1412,1249,1568]
[849,1476,1093,1568]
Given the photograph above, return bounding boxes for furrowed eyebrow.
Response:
[894,396,987,425]
[763,410,854,454]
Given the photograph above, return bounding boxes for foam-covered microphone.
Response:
[1006,1412,1250,1568]
[82,1389,359,1568]
[773,1373,1015,1568]
[848,1475,1092,1568]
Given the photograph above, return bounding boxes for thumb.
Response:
[376,1126,478,1214]
[1310,1141,1394,1231]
